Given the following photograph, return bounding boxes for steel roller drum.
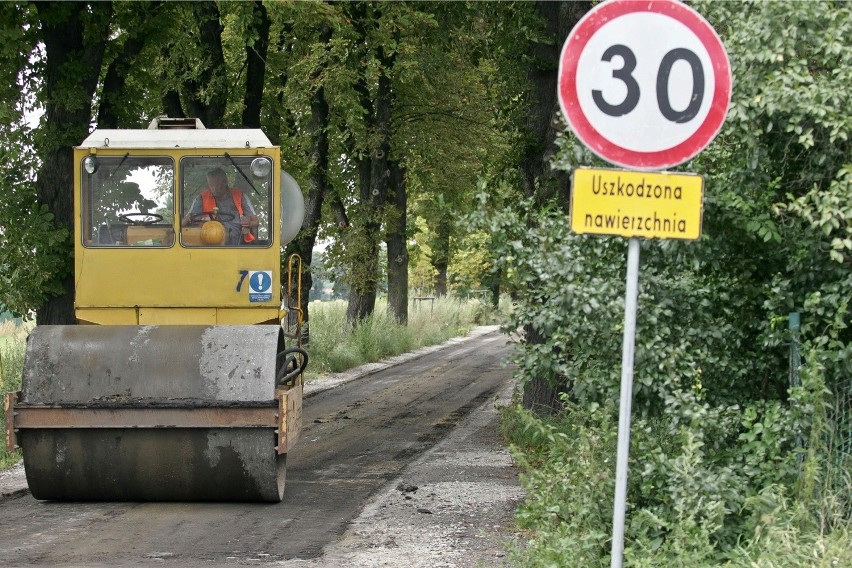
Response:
[15,325,294,502]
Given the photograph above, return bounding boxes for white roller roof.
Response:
[78,128,273,149]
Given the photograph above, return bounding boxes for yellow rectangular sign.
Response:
[570,168,704,240]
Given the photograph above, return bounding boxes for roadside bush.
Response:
[505,402,616,567]
[494,207,849,562]
[505,364,846,565]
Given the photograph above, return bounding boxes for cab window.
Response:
[180,156,273,247]
[81,156,175,247]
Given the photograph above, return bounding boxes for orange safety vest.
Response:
[200,189,255,243]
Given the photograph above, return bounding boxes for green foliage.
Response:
[0,125,70,317]
[0,323,27,392]
[494,0,851,564]
[690,0,852,400]
[505,364,846,565]
[447,229,495,295]
[2,0,533,320]
[0,5,71,318]
[723,486,852,567]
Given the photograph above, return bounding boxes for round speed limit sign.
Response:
[558,0,731,170]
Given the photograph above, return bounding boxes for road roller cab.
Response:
[4,118,307,501]
[74,116,304,326]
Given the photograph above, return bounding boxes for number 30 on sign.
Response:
[558,0,731,171]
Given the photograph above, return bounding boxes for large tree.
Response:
[512,1,592,412]
[283,17,335,343]
[33,1,112,325]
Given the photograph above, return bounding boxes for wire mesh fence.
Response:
[790,311,850,520]
[829,376,851,520]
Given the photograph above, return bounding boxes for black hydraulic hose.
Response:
[275,347,309,386]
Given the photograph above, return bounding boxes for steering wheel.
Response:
[119,212,164,226]
[189,211,236,224]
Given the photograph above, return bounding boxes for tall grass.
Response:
[304,296,494,379]
[1,320,30,470]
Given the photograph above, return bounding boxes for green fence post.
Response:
[789,312,803,472]
[789,312,801,388]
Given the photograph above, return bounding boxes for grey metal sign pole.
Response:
[610,237,641,568]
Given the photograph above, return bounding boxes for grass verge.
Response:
[1,320,29,470]
[304,296,494,379]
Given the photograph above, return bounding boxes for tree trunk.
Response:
[345,12,395,324]
[285,25,332,345]
[345,212,379,325]
[346,157,381,324]
[346,279,377,323]
[267,20,296,146]
[433,262,448,297]
[386,161,408,324]
[98,36,142,128]
[519,0,588,208]
[241,0,270,129]
[484,245,502,309]
[430,217,451,297]
[520,1,591,413]
[97,2,162,128]
[34,1,111,325]
[520,324,570,412]
[161,80,185,118]
[185,1,228,128]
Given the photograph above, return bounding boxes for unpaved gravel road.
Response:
[0,326,524,567]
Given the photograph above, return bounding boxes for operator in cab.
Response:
[183,167,259,245]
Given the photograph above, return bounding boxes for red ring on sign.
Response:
[558,0,731,170]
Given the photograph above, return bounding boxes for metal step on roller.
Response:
[5,325,304,502]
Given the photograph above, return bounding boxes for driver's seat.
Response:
[97,223,125,245]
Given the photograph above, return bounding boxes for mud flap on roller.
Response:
[9,325,302,502]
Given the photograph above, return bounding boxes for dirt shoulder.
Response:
[0,461,25,501]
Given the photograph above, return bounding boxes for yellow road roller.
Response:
[4,117,307,501]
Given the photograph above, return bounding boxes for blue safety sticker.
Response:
[248,270,273,302]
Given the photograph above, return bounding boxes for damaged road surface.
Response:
[0,328,516,566]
